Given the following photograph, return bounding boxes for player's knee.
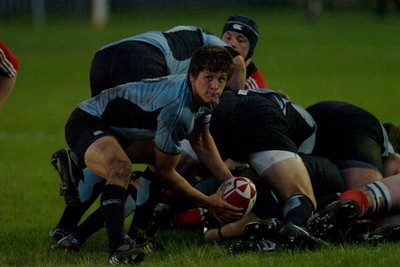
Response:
[107,158,132,182]
[384,122,400,153]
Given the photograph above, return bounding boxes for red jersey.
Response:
[244,61,267,89]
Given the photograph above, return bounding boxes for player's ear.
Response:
[189,73,195,84]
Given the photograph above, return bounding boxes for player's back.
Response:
[99,26,227,75]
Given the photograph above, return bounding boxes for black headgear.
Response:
[222,15,259,59]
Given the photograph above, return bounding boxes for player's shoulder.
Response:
[0,39,19,75]
[164,25,200,33]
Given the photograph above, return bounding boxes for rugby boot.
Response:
[243,217,283,241]
[229,239,277,254]
[50,148,83,204]
[52,232,82,252]
[108,244,145,265]
[356,223,400,244]
[278,221,329,250]
[307,199,360,239]
[49,228,68,248]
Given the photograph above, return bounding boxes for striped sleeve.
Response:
[0,40,19,77]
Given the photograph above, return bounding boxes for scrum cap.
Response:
[222,15,259,59]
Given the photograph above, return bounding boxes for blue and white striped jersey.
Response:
[78,74,214,154]
[100,26,230,75]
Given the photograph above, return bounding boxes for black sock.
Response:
[127,167,163,238]
[56,200,96,232]
[74,183,138,244]
[101,184,126,254]
[316,193,341,210]
[73,207,104,244]
[55,175,105,233]
[283,194,315,227]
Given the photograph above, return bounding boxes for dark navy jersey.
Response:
[100,26,236,76]
[78,74,214,154]
[210,89,316,162]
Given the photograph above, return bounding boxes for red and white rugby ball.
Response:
[220,176,257,217]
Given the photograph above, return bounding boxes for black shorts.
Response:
[307,101,385,172]
[301,154,344,196]
[89,41,168,96]
[65,108,133,168]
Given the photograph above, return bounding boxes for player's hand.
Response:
[206,185,243,223]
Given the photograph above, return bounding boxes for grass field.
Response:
[1,5,400,267]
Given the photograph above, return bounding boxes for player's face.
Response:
[222,31,250,59]
[190,70,228,105]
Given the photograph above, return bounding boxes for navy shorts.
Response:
[65,108,133,168]
[301,154,344,196]
[307,101,385,173]
[89,41,168,96]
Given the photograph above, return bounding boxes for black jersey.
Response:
[210,89,316,162]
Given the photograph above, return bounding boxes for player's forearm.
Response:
[203,155,232,182]
[192,134,232,182]
[204,212,259,241]
[226,55,246,90]
[157,169,210,208]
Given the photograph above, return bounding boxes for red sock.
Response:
[172,208,206,226]
[339,189,369,216]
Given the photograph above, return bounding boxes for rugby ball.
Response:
[220,177,257,217]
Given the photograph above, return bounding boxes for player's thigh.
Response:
[84,135,131,180]
[340,166,383,189]
[65,108,129,167]
[259,156,314,201]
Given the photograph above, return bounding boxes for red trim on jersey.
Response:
[0,40,19,77]
[244,69,267,89]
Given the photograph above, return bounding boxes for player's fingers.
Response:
[215,211,241,223]
[217,183,227,195]
[215,204,243,222]
[223,200,244,213]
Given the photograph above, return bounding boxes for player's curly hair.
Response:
[188,45,235,80]
[384,122,400,153]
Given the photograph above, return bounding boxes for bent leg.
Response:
[84,135,132,187]
[383,153,400,177]
[259,157,316,206]
[256,155,317,227]
[340,167,383,189]
[84,135,132,254]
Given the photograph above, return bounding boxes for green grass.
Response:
[1,6,400,266]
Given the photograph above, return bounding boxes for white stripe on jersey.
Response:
[0,49,17,77]
[245,77,258,90]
